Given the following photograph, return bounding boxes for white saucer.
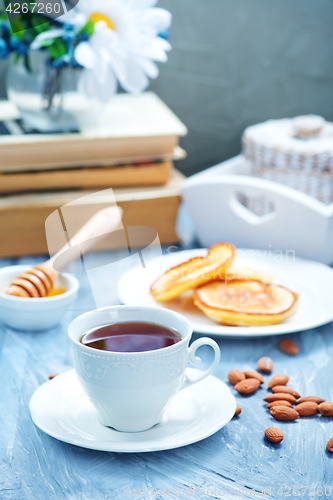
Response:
[29,369,236,453]
[118,248,333,337]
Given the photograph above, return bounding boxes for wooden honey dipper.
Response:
[6,206,123,298]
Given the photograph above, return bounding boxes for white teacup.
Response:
[68,305,220,432]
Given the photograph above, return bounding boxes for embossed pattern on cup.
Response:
[68,306,220,432]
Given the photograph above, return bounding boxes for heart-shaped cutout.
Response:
[235,192,275,217]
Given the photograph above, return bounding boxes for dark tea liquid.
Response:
[80,321,181,353]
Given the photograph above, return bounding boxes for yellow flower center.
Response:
[89,12,115,31]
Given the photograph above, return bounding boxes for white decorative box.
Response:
[242,115,333,205]
[181,155,333,265]
[243,116,333,173]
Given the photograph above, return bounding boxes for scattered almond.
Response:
[234,378,260,395]
[297,396,325,405]
[318,402,333,417]
[270,406,299,421]
[272,386,301,399]
[257,356,274,374]
[228,369,246,386]
[265,427,284,443]
[279,339,299,355]
[264,393,297,404]
[326,438,333,453]
[48,374,59,380]
[268,374,289,389]
[243,370,264,384]
[266,400,293,409]
[234,404,242,417]
[295,402,318,416]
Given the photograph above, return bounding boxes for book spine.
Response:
[0,162,173,194]
[0,136,178,172]
[0,193,181,257]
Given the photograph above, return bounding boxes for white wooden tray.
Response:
[181,155,333,264]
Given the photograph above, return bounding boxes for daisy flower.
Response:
[74,0,172,102]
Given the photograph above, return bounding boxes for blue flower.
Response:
[1,24,10,43]
[9,36,20,50]
[49,57,63,68]
[63,31,75,46]
[77,32,90,42]
[0,39,9,59]
[9,36,29,55]
[61,54,72,66]
[158,30,170,40]
[16,42,29,55]
[63,23,75,32]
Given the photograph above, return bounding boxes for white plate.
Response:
[118,248,333,337]
[29,369,236,453]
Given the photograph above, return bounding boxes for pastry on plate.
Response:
[223,267,273,284]
[150,243,235,302]
[194,280,298,326]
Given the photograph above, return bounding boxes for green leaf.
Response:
[30,15,49,33]
[39,38,56,47]
[10,18,26,37]
[24,53,31,72]
[78,20,94,36]
[47,39,67,60]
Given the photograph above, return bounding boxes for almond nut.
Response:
[234,404,242,417]
[257,356,274,374]
[48,374,59,380]
[326,438,333,453]
[228,369,246,386]
[266,400,293,409]
[279,339,299,355]
[318,402,333,417]
[268,374,289,389]
[270,406,299,421]
[265,427,284,443]
[297,396,325,405]
[234,378,260,395]
[243,370,264,384]
[295,402,318,416]
[272,386,301,399]
[264,393,297,404]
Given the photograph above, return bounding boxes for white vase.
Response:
[6,52,102,132]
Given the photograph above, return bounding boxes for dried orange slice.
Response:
[194,280,298,326]
[150,243,235,302]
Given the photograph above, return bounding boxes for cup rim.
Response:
[68,305,193,356]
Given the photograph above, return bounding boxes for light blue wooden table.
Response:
[1,249,333,500]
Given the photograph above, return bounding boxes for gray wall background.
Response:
[150,0,333,176]
[0,0,332,177]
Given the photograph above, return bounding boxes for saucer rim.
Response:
[29,369,236,453]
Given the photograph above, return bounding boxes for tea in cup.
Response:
[68,305,220,432]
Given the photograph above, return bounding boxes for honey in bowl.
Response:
[46,287,67,297]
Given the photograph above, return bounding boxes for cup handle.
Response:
[180,338,221,390]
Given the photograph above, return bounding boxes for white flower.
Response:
[74,0,171,102]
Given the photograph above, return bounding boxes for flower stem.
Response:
[43,66,62,111]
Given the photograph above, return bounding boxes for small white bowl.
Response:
[0,265,79,331]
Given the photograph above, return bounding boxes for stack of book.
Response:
[0,93,187,257]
